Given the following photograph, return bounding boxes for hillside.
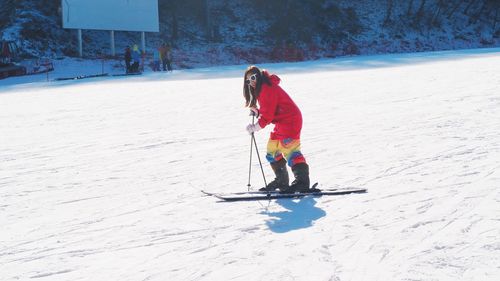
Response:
[1,0,499,68]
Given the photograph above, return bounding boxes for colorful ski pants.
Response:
[266,138,306,167]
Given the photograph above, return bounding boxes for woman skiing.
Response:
[244,65,313,193]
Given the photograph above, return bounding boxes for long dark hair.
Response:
[243,65,271,108]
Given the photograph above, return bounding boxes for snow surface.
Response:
[1,48,500,281]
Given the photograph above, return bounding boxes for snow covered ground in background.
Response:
[1,48,499,281]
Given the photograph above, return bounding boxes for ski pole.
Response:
[252,133,268,188]
[247,116,254,191]
[247,115,268,190]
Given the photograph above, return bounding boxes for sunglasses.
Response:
[245,74,258,85]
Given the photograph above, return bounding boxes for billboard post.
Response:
[78,29,82,57]
[141,32,146,54]
[110,31,115,57]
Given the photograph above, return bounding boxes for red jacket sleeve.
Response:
[257,84,278,129]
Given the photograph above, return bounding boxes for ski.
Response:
[203,188,367,202]
[202,183,342,196]
[201,183,316,196]
[55,73,109,81]
[202,188,339,196]
[112,72,142,77]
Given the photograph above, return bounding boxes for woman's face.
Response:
[246,73,257,88]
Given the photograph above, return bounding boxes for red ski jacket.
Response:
[257,71,303,140]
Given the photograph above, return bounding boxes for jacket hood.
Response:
[262,70,281,85]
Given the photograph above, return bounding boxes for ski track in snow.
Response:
[1,49,500,280]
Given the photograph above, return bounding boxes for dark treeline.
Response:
[157,0,500,43]
[0,0,499,61]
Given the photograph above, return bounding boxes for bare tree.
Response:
[483,0,500,35]
[407,0,414,16]
[493,5,499,34]
[464,0,479,15]
[431,0,445,25]
[0,0,16,30]
[158,0,179,41]
[204,0,210,40]
[171,2,179,41]
[447,1,463,19]
[384,0,394,25]
[471,1,488,24]
[414,0,427,25]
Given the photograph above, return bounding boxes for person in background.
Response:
[161,43,173,72]
[124,46,131,74]
[243,65,316,193]
[159,43,167,71]
[153,44,161,71]
[130,44,141,73]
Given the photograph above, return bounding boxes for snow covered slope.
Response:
[1,48,499,280]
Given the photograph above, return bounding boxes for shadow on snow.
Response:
[262,197,326,233]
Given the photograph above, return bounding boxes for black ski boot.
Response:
[281,163,310,193]
[259,158,289,191]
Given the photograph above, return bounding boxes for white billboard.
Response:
[62,0,159,32]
